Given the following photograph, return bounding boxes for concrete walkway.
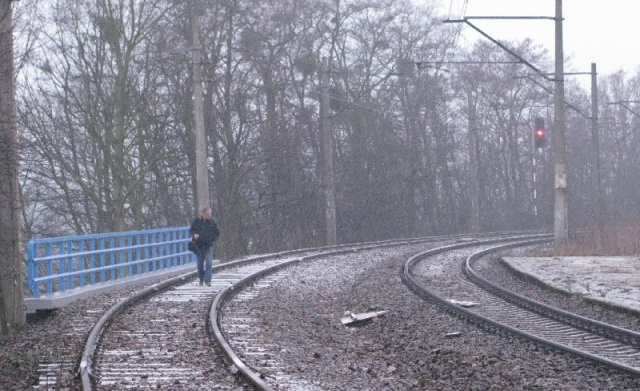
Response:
[502,256,640,314]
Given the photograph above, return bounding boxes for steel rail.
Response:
[78,245,351,389]
[208,237,458,390]
[212,232,547,390]
[79,231,540,389]
[463,244,640,376]
[465,248,640,347]
[80,233,488,390]
[402,237,640,379]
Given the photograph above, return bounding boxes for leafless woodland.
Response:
[5,0,640,292]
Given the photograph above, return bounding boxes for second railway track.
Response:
[403,237,640,377]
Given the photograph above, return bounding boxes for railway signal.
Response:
[534,117,546,148]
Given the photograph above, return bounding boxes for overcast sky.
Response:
[427,0,640,80]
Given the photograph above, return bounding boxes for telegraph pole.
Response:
[320,57,337,245]
[191,0,209,212]
[553,0,568,245]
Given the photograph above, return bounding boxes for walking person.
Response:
[190,207,220,286]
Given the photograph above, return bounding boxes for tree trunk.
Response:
[0,0,24,334]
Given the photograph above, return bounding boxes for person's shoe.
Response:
[199,281,203,286]
[206,282,211,286]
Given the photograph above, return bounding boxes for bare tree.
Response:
[20,0,176,235]
[14,0,640,270]
[595,73,640,224]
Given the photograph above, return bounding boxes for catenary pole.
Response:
[191,0,209,212]
[553,0,568,245]
[590,63,605,241]
[320,57,337,245]
[467,91,480,233]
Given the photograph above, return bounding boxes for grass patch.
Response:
[538,224,640,256]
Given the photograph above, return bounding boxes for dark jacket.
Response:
[189,217,220,250]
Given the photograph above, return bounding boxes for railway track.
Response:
[403,237,640,378]
[81,235,480,390]
[76,231,639,390]
[26,234,640,390]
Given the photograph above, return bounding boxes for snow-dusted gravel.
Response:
[1,288,143,390]
[477,250,640,335]
[236,243,640,390]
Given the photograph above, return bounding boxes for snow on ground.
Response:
[502,256,640,313]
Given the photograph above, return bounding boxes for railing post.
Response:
[89,239,96,285]
[135,233,142,275]
[65,240,73,291]
[27,240,38,297]
[126,234,133,277]
[58,242,64,292]
[119,235,125,279]
[45,243,53,295]
[144,233,150,273]
[151,232,158,271]
[100,237,106,282]
[79,239,86,288]
[109,236,116,280]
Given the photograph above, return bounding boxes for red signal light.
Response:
[533,117,546,148]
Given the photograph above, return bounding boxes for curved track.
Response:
[403,237,640,377]
[210,233,548,390]
[81,236,473,390]
[81,231,632,390]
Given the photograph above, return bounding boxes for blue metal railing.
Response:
[27,226,195,298]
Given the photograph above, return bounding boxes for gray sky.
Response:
[428,0,640,80]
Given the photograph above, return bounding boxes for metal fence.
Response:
[27,227,195,298]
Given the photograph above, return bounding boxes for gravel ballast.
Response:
[240,244,640,390]
[2,242,640,390]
